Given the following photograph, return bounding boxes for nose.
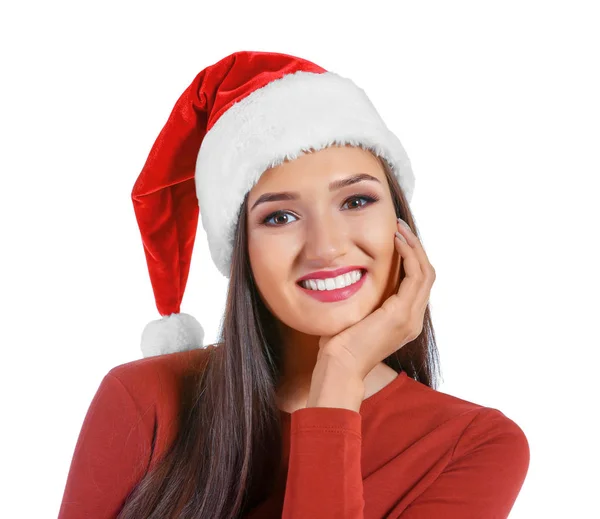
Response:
[302,212,348,265]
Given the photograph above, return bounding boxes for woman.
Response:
[58,51,529,519]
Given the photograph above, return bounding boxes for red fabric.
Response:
[130,51,326,317]
[58,348,529,518]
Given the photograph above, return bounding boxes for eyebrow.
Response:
[250,173,382,212]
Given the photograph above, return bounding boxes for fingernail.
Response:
[395,231,407,243]
[397,217,410,230]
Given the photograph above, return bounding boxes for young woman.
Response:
[58,50,530,519]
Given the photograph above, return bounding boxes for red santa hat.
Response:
[132,50,415,358]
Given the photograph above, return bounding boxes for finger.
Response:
[390,238,428,344]
[396,219,435,278]
[394,224,435,321]
[396,220,436,306]
[392,230,423,308]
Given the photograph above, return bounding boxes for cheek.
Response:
[248,234,296,293]
[248,234,306,324]
[354,219,399,295]
[351,203,395,238]
[353,214,396,257]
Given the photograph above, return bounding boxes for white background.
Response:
[1,1,598,517]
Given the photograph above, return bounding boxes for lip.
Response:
[297,270,367,303]
[296,265,366,282]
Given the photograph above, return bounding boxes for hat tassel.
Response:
[140,312,205,358]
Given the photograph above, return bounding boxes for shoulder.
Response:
[451,406,529,466]
[101,345,218,465]
[106,344,216,405]
[58,348,218,517]
[400,374,529,464]
[400,373,488,416]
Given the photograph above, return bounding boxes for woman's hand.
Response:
[318,218,436,380]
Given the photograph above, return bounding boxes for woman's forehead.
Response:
[249,146,384,196]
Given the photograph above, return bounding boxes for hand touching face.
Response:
[246,145,402,340]
[317,217,436,380]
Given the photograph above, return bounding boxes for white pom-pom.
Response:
[140,312,205,358]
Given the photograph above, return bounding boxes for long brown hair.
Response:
[117,148,442,519]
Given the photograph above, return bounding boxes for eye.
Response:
[261,194,380,227]
[342,194,379,210]
[262,211,299,226]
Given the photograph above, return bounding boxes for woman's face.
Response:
[246,145,401,338]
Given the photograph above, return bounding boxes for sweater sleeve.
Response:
[57,372,153,519]
[395,408,530,519]
[281,407,365,519]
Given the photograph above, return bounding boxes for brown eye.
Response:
[261,194,379,227]
[273,214,290,225]
[345,197,364,209]
[262,211,298,226]
[343,194,379,210]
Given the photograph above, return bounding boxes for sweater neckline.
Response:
[278,369,408,421]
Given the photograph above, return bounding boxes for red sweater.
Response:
[58,347,529,518]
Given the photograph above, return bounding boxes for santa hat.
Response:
[132,50,415,358]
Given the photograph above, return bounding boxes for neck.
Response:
[274,323,319,401]
[273,321,397,413]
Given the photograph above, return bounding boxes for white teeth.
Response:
[342,272,353,287]
[301,269,363,291]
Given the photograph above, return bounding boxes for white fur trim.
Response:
[140,312,205,358]
[195,70,415,279]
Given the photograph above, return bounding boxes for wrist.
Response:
[306,354,365,412]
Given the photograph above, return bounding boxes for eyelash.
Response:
[261,193,381,227]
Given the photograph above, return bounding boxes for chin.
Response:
[293,310,369,338]
[273,283,381,336]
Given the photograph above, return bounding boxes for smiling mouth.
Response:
[296,269,367,291]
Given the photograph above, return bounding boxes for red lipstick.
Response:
[297,268,367,303]
[296,266,366,282]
